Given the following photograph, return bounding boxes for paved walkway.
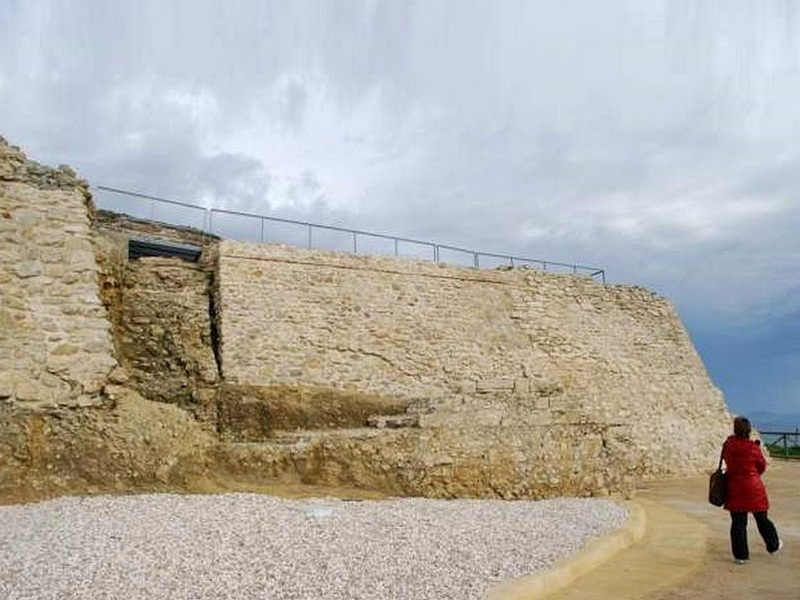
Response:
[491,460,799,600]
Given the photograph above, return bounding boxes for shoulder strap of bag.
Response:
[717,440,727,470]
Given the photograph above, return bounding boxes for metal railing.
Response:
[761,430,800,459]
[93,185,606,282]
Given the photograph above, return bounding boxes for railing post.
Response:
[353,232,357,253]
[308,225,312,249]
[260,218,265,242]
[208,210,214,234]
[394,238,399,256]
[474,252,479,269]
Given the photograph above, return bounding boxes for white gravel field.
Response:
[0,494,627,600]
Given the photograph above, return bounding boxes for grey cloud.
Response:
[278,80,309,132]
[734,159,800,199]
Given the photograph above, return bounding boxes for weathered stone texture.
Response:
[117,257,218,419]
[217,383,409,442]
[218,422,632,499]
[0,133,734,501]
[0,388,215,503]
[91,218,220,426]
[0,139,116,408]
[217,241,731,485]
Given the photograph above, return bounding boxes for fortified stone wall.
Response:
[217,241,731,484]
[0,134,733,502]
[0,138,117,409]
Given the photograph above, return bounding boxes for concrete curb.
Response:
[487,500,647,600]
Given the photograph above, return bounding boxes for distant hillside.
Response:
[749,411,800,432]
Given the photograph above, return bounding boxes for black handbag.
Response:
[708,443,727,507]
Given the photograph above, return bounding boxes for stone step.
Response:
[365,413,420,429]
[231,427,387,448]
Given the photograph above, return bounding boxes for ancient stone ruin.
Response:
[0,136,731,503]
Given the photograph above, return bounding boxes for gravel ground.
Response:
[0,494,627,600]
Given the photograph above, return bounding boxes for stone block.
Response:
[50,343,80,356]
[458,380,477,394]
[107,366,130,384]
[532,397,550,410]
[74,394,103,408]
[13,260,41,278]
[14,378,52,403]
[476,378,515,393]
[0,372,13,398]
[513,378,530,393]
[366,414,420,429]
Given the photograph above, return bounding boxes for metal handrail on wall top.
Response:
[93,185,606,283]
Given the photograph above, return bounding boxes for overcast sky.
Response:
[2,1,799,420]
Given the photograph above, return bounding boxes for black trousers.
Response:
[729,511,780,560]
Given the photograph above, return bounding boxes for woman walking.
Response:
[723,416,783,564]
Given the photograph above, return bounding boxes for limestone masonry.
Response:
[0,139,117,409]
[0,136,732,502]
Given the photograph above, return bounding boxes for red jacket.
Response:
[722,435,769,512]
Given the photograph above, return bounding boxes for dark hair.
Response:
[733,416,752,439]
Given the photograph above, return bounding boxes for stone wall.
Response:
[217,241,731,486]
[0,138,117,409]
[0,133,733,501]
[0,140,218,502]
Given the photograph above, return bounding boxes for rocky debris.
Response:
[0,389,216,505]
[0,137,90,198]
[117,257,218,420]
